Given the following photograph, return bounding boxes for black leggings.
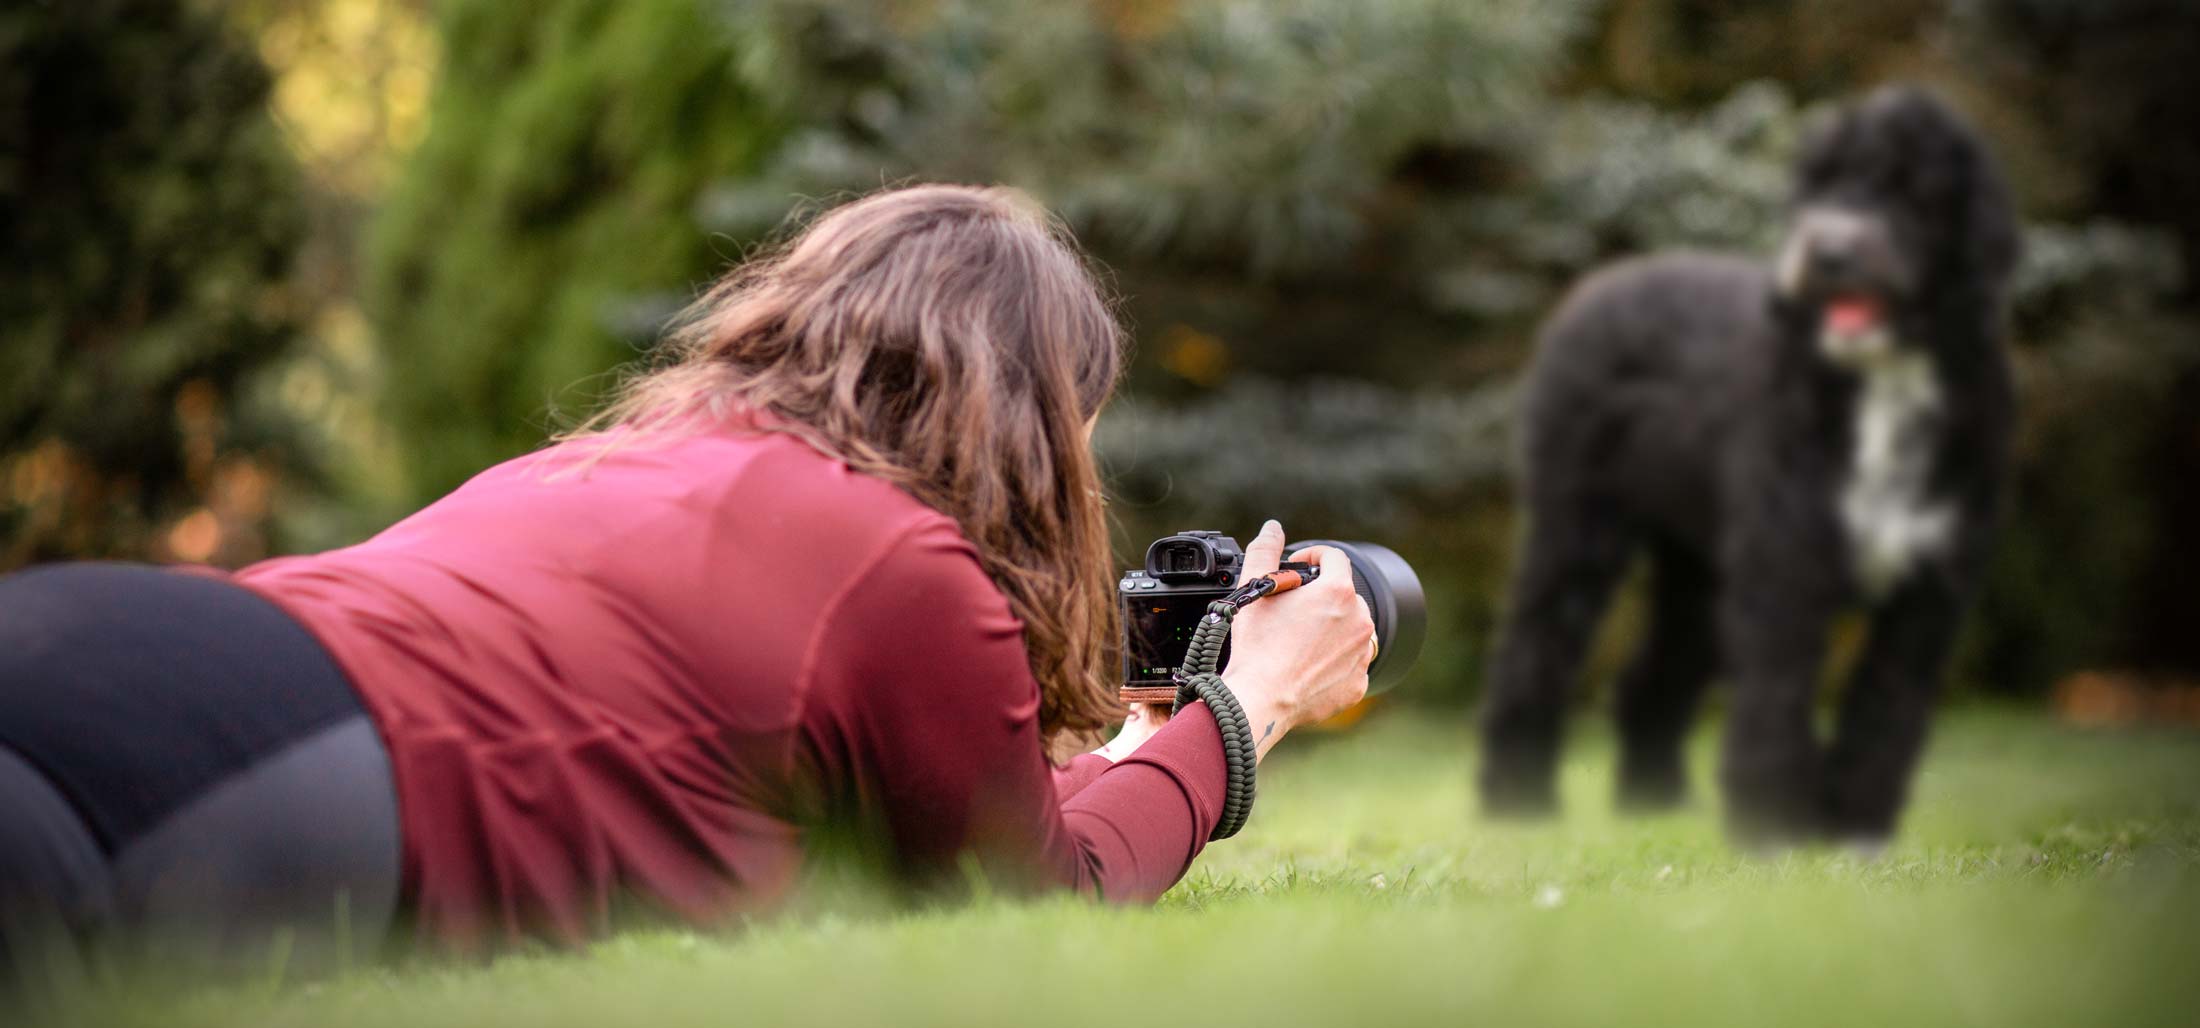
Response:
[0,564,400,982]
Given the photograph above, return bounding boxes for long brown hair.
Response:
[584,185,1126,745]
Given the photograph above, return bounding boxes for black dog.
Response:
[1477,86,2020,845]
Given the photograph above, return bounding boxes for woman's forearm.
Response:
[1054,702,1229,902]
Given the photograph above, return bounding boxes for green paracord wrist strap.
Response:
[1172,598,1258,840]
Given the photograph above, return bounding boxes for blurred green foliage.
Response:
[367,0,782,498]
[719,0,1586,278]
[721,0,1597,397]
[1958,0,2200,679]
[0,0,307,565]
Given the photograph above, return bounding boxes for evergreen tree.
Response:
[366,0,782,500]
[718,0,1594,391]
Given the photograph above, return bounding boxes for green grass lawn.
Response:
[39,705,2200,1027]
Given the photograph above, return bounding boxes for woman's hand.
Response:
[1221,520,1374,761]
[1093,703,1169,762]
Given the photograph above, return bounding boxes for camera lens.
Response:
[1285,539,1427,695]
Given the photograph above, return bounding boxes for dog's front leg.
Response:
[1822,576,1963,843]
[1715,553,1837,846]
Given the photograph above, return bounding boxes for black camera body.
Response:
[1119,530,1426,698]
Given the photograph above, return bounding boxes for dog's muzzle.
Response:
[1776,205,1915,367]
[1775,205,1911,301]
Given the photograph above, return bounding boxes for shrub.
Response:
[0,0,308,567]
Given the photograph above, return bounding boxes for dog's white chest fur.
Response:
[1836,348,1952,597]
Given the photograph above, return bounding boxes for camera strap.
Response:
[1167,563,1318,841]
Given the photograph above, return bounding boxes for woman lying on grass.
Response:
[0,185,1374,975]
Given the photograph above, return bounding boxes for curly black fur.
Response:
[1477,86,2021,845]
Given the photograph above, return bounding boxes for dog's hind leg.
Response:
[1478,504,1633,816]
[1822,578,1963,842]
[1612,542,1718,812]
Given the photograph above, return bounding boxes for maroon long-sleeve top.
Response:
[233,416,1228,949]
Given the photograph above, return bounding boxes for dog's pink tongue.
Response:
[1824,296,1884,335]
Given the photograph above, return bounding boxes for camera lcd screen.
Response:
[1122,593,1231,685]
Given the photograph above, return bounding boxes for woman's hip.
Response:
[0,562,401,978]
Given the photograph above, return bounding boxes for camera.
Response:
[1119,530,1426,699]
